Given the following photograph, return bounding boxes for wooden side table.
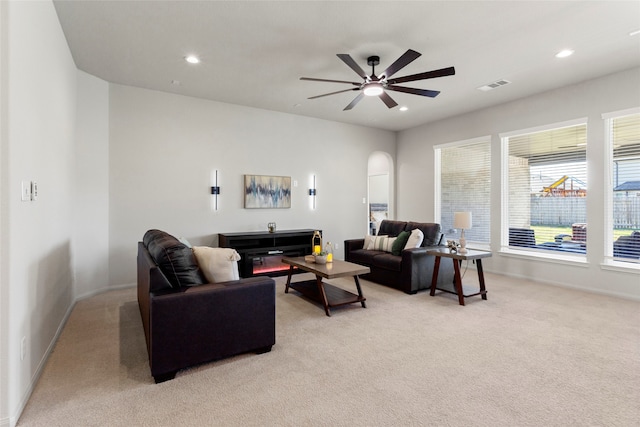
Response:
[427,248,492,306]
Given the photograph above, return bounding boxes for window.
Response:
[502,120,587,256]
[435,137,491,246]
[606,110,640,264]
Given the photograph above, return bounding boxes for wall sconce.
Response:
[309,174,317,210]
[210,170,220,211]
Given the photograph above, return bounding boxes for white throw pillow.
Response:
[192,246,241,283]
[364,234,376,250]
[404,229,424,250]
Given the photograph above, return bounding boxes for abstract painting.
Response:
[244,175,291,209]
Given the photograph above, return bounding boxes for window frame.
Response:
[499,118,589,262]
[602,107,640,270]
[434,135,492,250]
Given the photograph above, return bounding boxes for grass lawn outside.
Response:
[530,225,637,245]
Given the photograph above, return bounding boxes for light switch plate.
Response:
[21,181,31,201]
[31,181,38,201]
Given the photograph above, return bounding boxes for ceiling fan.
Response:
[300,49,455,111]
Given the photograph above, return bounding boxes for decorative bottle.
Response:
[324,242,333,262]
[311,230,322,255]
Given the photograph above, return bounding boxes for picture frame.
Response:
[244,175,291,209]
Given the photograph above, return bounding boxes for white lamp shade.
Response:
[454,211,472,230]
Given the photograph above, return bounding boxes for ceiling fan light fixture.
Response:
[185,55,200,64]
[363,83,384,96]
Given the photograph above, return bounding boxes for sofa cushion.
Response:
[405,222,442,247]
[347,249,378,266]
[391,231,411,255]
[143,229,206,288]
[404,228,424,249]
[371,252,403,272]
[193,246,241,283]
[378,220,407,237]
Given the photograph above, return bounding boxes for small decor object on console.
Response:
[454,212,472,254]
[311,230,322,254]
[268,222,276,233]
[324,242,333,262]
[447,239,459,252]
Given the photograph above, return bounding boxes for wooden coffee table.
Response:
[283,257,370,316]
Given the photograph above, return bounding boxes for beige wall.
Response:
[107,84,396,286]
[397,67,640,299]
[1,1,78,425]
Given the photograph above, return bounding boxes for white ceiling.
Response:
[53,1,640,132]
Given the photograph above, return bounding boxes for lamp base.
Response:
[459,230,468,254]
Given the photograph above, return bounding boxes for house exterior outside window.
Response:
[605,110,640,264]
[501,119,588,257]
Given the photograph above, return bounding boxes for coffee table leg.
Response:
[285,266,293,293]
[316,275,331,317]
[354,276,366,308]
[453,259,465,306]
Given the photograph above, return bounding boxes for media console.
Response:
[219,229,320,278]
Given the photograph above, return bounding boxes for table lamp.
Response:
[454,212,472,254]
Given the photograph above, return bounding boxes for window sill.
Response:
[499,247,589,267]
[601,260,640,274]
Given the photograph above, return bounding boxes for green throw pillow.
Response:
[392,231,411,256]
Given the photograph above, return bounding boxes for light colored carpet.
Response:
[17,272,640,426]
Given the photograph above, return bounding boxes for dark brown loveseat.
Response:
[137,229,276,383]
[345,220,454,294]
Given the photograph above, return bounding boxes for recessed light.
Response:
[399,106,408,112]
[185,55,200,64]
[630,29,640,36]
[555,49,574,58]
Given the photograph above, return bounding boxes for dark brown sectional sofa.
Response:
[137,229,276,383]
[345,220,454,294]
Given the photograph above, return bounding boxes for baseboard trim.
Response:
[485,268,640,302]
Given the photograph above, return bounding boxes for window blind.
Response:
[610,112,640,263]
[437,138,491,245]
[505,123,587,255]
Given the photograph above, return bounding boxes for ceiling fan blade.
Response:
[343,92,365,111]
[388,66,456,85]
[386,85,441,98]
[380,49,421,79]
[300,77,360,86]
[308,88,360,99]
[337,54,368,79]
[379,91,398,109]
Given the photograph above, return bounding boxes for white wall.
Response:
[108,84,396,286]
[397,67,640,299]
[1,1,78,425]
[73,71,110,299]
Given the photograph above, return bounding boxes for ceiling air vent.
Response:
[477,79,511,91]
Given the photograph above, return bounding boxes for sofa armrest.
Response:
[344,238,365,261]
[399,245,454,294]
[149,276,276,378]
